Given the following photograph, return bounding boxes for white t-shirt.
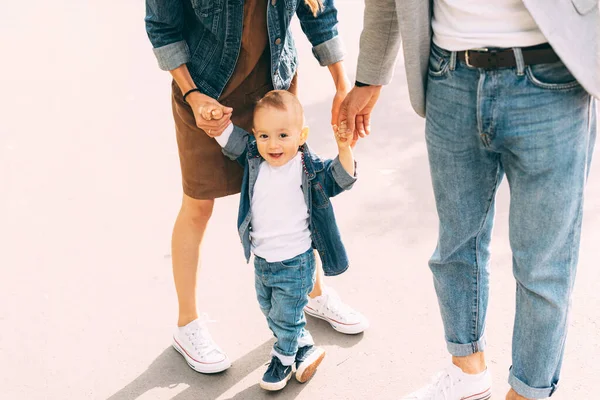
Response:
[215,126,312,262]
[432,0,547,51]
[250,153,312,262]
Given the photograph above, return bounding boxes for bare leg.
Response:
[171,194,215,327]
[506,389,532,400]
[452,352,486,375]
[309,250,324,298]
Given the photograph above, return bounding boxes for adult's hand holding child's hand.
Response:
[333,121,354,148]
[338,85,382,145]
[186,91,233,137]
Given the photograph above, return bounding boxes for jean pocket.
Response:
[525,62,581,90]
[279,254,303,268]
[311,182,330,209]
[190,0,223,35]
[191,0,222,17]
[285,0,297,12]
[428,46,451,79]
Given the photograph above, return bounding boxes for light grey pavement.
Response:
[1,2,599,399]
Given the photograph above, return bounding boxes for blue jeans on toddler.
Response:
[426,43,596,398]
[254,248,316,365]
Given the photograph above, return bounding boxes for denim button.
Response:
[275,38,281,45]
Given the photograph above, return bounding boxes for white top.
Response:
[250,153,312,262]
[432,0,547,51]
[216,126,312,262]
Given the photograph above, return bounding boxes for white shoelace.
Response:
[322,288,355,320]
[185,315,221,357]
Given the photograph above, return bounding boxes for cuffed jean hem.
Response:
[509,368,557,399]
[298,331,315,349]
[446,336,486,357]
[272,333,314,366]
[271,349,296,366]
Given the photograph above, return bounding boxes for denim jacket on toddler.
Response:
[221,125,356,276]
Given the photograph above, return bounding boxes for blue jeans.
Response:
[426,44,596,399]
[254,248,315,365]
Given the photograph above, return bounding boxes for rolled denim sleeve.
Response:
[322,156,357,197]
[221,125,251,168]
[145,0,191,71]
[330,156,357,190]
[297,0,346,66]
[153,41,191,71]
[311,36,346,66]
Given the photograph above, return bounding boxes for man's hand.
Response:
[338,85,382,144]
[186,92,233,137]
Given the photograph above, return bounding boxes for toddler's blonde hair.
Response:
[254,90,305,127]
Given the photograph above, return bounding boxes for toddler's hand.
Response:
[186,91,233,137]
[201,106,226,121]
[333,121,354,148]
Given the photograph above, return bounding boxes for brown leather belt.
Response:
[457,44,560,69]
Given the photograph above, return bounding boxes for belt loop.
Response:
[513,47,525,76]
[449,51,457,71]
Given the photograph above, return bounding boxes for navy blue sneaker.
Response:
[295,345,326,383]
[259,356,293,391]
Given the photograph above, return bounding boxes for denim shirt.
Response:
[221,126,357,276]
[145,0,345,99]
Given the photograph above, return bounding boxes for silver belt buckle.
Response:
[465,48,488,68]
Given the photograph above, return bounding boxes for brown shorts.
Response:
[171,68,298,200]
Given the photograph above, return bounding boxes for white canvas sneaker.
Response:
[172,314,231,374]
[304,287,369,334]
[401,363,492,400]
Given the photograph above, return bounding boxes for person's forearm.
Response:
[327,61,350,90]
[338,146,355,176]
[170,64,197,94]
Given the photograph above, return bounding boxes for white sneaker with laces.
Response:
[172,314,231,374]
[402,363,492,400]
[304,287,369,334]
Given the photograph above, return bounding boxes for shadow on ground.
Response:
[106,95,388,400]
[107,315,364,400]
